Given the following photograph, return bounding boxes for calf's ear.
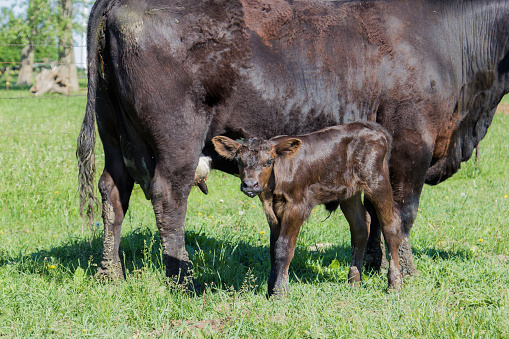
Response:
[274,138,302,159]
[212,136,241,160]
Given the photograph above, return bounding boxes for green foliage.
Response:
[0,88,508,337]
[0,0,91,65]
[0,1,58,64]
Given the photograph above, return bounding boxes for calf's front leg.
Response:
[267,206,306,297]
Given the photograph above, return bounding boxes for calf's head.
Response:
[212,136,302,197]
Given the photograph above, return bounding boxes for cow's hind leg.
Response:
[96,152,134,280]
[340,193,370,286]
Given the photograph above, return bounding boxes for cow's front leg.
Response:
[363,199,387,271]
[267,206,305,297]
[149,161,202,292]
[394,197,421,277]
[340,193,370,286]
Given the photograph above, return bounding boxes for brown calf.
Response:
[213,122,402,296]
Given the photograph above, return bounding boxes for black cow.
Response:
[77,0,509,288]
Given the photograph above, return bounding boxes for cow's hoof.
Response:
[267,283,289,299]
[187,278,205,295]
[401,265,420,277]
[95,264,125,281]
[398,236,419,277]
[266,290,288,300]
[388,282,402,293]
[364,250,386,272]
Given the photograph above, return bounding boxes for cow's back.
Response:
[98,0,452,141]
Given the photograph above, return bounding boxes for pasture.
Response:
[0,84,508,337]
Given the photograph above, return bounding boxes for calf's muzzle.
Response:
[240,179,261,197]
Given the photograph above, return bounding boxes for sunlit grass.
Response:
[0,86,508,337]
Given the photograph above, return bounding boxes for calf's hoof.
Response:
[387,269,403,292]
[347,266,362,288]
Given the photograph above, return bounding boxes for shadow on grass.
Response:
[414,247,473,262]
[0,227,354,290]
[1,228,472,292]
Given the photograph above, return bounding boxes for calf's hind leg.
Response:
[340,193,370,286]
[369,186,403,291]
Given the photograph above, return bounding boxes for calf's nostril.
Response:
[241,180,259,191]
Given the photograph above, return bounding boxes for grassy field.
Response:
[0,83,508,338]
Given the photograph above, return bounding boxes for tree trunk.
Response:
[16,44,35,86]
[58,0,79,93]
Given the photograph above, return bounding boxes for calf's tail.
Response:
[378,124,393,162]
[360,120,393,161]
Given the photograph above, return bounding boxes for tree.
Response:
[57,0,79,93]
[0,0,91,89]
[0,7,58,66]
[16,0,56,86]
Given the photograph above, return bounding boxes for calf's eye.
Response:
[264,158,273,167]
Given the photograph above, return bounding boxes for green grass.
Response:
[0,83,508,337]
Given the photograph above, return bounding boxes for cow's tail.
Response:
[76,0,112,235]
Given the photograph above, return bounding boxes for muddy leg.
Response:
[150,160,202,292]
[340,193,370,286]
[395,199,421,277]
[96,163,134,280]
